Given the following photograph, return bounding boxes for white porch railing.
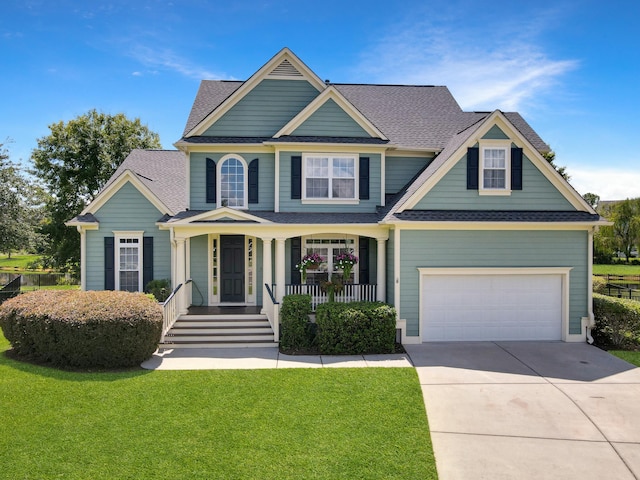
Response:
[284,283,377,311]
[263,283,279,341]
[161,280,190,342]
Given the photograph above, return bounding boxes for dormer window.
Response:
[482,147,508,190]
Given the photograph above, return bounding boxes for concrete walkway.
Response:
[406,342,640,480]
[141,347,413,370]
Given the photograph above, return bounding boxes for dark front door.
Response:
[220,235,245,302]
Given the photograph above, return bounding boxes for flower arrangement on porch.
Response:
[334,252,358,281]
[320,278,343,302]
[297,253,324,282]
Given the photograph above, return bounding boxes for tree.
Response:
[542,150,570,181]
[598,198,640,263]
[583,192,600,209]
[31,110,161,271]
[0,142,43,257]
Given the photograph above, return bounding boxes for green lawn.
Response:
[593,264,640,276]
[0,333,437,480]
[610,350,640,367]
[0,253,42,271]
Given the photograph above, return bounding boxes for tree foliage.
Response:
[583,192,600,208]
[0,142,43,258]
[542,150,570,181]
[597,198,640,263]
[30,110,161,271]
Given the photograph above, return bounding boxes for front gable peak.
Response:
[168,207,273,225]
[186,48,327,137]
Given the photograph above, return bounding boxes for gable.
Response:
[202,79,320,137]
[93,182,167,223]
[482,125,509,140]
[410,149,576,211]
[290,98,370,137]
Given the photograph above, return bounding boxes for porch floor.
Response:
[185,305,263,316]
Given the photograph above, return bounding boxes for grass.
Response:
[593,264,640,276]
[0,253,42,271]
[0,333,437,480]
[609,350,640,367]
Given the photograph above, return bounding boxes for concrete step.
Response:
[158,341,279,349]
[174,320,270,328]
[168,327,272,335]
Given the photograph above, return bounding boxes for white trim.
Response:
[274,86,387,139]
[186,48,326,137]
[186,153,191,210]
[113,231,144,293]
[393,227,401,321]
[167,206,272,225]
[81,170,173,216]
[479,140,511,195]
[302,153,358,201]
[380,151,386,206]
[417,267,574,342]
[275,148,281,213]
[397,110,596,213]
[217,154,249,209]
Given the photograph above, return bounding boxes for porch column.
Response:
[262,237,273,299]
[175,237,187,314]
[275,237,286,303]
[376,238,386,302]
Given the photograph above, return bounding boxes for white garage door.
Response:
[422,274,563,341]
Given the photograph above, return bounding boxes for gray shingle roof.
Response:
[391,210,603,223]
[183,81,242,136]
[102,149,187,215]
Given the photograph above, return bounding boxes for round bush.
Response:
[0,290,163,368]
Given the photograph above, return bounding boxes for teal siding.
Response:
[413,152,575,210]
[398,230,589,337]
[482,125,509,139]
[203,79,320,137]
[385,156,433,194]
[279,152,382,213]
[291,99,370,137]
[189,152,275,211]
[189,235,209,305]
[85,182,170,291]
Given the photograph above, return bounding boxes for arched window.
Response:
[218,155,248,208]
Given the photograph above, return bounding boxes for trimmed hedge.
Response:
[592,275,607,294]
[0,290,163,368]
[592,293,640,349]
[316,302,396,355]
[280,294,313,353]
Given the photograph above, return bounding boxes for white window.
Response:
[218,155,247,208]
[115,232,143,292]
[303,154,357,200]
[480,142,511,195]
[302,237,357,284]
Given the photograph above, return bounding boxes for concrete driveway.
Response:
[405,342,640,480]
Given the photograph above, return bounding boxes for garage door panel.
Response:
[422,274,562,341]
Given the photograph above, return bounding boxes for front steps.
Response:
[159,313,278,349]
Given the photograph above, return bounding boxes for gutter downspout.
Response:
[586,227,595,344]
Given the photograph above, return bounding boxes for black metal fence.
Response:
[0,272,79,290]
[0,275,21,304]
[596,274,640,301]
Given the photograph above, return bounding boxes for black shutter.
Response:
[290,237,301,285]
[467,147,479,190]
[143,237,154,291]
[359,157,370,200]
[248,158,259,204]
[104,237,115,290]
[511,147,523,190]
[291,156,302,199]
[206,158,216,203]
[358,237,369,284]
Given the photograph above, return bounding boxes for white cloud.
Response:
[569,167,640,201]
[357,12,578,113]
[129,45,231,80]
[132,71,142,76]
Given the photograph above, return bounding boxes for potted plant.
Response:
[297,253,324,283]
[334,252,358,282]
[320,278,343,302]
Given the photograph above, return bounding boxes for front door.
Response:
[220,235,245,302]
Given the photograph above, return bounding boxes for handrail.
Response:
[263,283,280,342]
[161,280,192,342]
[0,275,22,304]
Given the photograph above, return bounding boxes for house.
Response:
[67,48,608,346]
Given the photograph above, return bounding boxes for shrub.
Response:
[280,294,313,353]
[145,279,171,302]
[0,290,162,368]
[316,302,396,355]
[592,293,640,349]
[593,275,608,294]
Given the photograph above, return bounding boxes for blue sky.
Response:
[2,0,639,200]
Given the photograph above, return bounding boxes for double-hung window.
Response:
[219,155,247,208]
[479,141,511,195]
[303,154,356,200]
[115,233,143,292]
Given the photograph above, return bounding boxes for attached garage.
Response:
[419,268,571,341]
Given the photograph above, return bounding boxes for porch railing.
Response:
[263,283,279,341]
[285,283,377,311]
[161,280,191,342]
